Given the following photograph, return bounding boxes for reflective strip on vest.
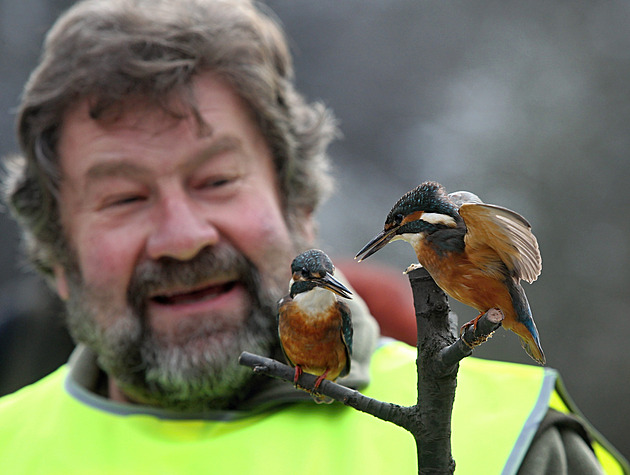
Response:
[451,355,555,473]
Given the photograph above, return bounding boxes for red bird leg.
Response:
[293,365,303,385]
[460,312,485,336]
[313,369,330,390]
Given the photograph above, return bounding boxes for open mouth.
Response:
[151,281,237,306]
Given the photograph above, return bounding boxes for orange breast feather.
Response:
[413,240,519,330]
[278,302,347,380]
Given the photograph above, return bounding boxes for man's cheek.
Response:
[77,236,136,289]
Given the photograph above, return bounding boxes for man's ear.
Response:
[53,265,69,300]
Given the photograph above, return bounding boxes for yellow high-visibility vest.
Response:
[0,342,625,474]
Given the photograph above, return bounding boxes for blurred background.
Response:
[1,0,628,459]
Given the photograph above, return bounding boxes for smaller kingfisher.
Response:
[355,181,545,365]
[278,249,353,403]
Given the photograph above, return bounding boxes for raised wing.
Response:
[458,202,542,283]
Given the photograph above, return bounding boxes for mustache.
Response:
[126,245,254,314]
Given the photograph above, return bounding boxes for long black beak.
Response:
[355,227,398,262]
[316,273,353,300]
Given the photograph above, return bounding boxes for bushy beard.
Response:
[63,244,289,411]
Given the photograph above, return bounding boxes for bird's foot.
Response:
[312,394,334,404]
[310,369,333,403]
[460,308,502,348]
[313,369,330,391]
[293,365,303,386]
[460,312,484,336]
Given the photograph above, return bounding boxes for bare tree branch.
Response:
[238,351,411,428]
[405,268,503,473]
[439,307,504,369]
[239,266,504,474]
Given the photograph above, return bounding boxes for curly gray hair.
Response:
[3,0,337,278]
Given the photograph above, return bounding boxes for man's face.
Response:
[54,74,309,409]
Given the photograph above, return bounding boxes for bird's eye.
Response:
[395,213,404,224]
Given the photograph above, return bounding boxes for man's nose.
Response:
[146,194,219,261]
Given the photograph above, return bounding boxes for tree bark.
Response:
[407,267,457,473]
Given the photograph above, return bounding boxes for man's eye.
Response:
[198,177,234,189]
[207,178,230,187]
[104,195,145,208]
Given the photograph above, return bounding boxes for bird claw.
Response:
[459,312,484,336]
[311,369,334,404]
[311,392,334,404]
[293,366,303,387]
[291,368,335,403]
[293,366,331,395]
[460,309,502,348]
[313,369,330,391]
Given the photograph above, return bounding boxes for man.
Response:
[0,0,626,473]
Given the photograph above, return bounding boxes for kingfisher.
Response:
[277,249,354,403]
[355,181,545,365]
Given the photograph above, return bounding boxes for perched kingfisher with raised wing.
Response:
[355,181,545,365]
[278,249,354,403]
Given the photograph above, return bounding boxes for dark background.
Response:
[1,0,628,458]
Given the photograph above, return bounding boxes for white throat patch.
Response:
[395,232,427,247]
[294,286,336,317]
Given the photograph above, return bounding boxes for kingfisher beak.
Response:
[355,227,398,262]
[316,273,353,300]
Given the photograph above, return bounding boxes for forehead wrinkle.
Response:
[184,135,242,172]
[86,160,148,182]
